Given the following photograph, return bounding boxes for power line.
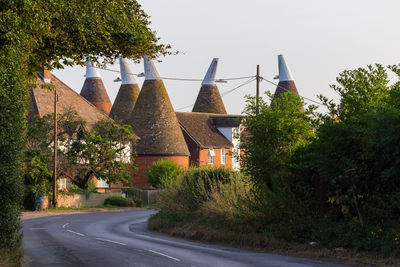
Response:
[175,78,256,111]
[260,77,326,106]
[94,66,255,82]
[92,66,325,106]
[221,77,256,97]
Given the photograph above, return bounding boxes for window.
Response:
[208,148,215,164]
[97,178,109,188]
[58,177,71,190]
[221,148,226,164]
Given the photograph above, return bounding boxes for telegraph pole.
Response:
[256,64,260,107]
[52,89,58,208]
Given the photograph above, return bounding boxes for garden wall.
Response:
[42,192,122,209]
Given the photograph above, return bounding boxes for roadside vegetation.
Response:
[146,160,182,189]
[149,64,400,264]
[23,110,136,210]
[0,1,167,265]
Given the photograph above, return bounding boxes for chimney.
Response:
[42,66,51,84]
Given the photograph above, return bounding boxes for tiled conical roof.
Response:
[127,56,189,156]
[192,58,227,114]
[80,61,112,114]
[109,57,140,123]
[273,55,304,111]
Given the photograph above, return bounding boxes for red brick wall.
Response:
[181,131,200,166]
[132,155,189,187]
[199,148,232,168]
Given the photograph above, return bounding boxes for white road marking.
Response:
[67,230,85,236]
[146,249,181,262]
[30,228,46,230]
[96,238,127,246]
[62,223,69,229]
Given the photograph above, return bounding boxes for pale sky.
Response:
[53,0,400,115]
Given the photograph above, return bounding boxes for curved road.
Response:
[22,210,344,267]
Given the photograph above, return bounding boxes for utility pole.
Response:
[52,89,58,208]
[256,64,260,107]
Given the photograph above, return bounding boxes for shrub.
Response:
[157,167,242,212]
[104,196,133,207]
[146,160,182,188]
[134,198,143,208]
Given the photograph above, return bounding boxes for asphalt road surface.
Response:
[22,209,344,267]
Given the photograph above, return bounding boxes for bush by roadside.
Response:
[104,196,134,207]
[104,196,143,208]
[146,160,182,189]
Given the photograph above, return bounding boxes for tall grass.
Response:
[156,167,260,229]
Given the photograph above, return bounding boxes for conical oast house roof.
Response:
[109,57,140,123]
[192,58,227,114]
[80,61,112,114]
[127,56,189,156]
[273,55,304,111]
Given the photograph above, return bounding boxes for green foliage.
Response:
[157,167,243,212]
[146,160,182,188]
[68,179,98,197]
[154,64,400,257]
[65,119,137,188]
[24,152,52,196]
[0,41,29,257]
[104,196,134,207]
[240,91,316,193]
[287,64,400,256]
[1,0,168,256]
[26,110,137,190]
[318,64,392,121]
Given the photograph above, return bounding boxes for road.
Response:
[22,209,344,267]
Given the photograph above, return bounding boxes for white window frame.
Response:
[58,177,71,190]
[208,148,215,164]
[97,178,109,188]
[221,148,226,164]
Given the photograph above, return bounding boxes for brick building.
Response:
[29,57,247,189]
[126,56,190,187]
[29,68,113,190]
[176,112,243,170]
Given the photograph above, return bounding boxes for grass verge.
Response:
[0,246,23,267]
[148,211,400,267]
[47,204,122,210]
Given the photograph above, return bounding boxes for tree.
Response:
[318,64,392,122]
[26,110,136,190]
[0,0,167,260]
[64,119,136,189]
[240,92,316,192]
[287,64,400,254]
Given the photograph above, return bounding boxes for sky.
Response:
[53,0,400,115]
